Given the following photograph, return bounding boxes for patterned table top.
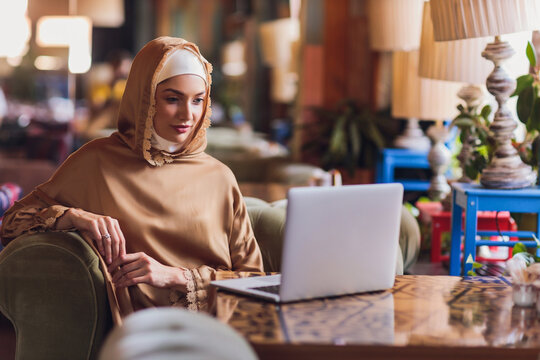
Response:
[212,274,540,351]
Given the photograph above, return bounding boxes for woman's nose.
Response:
[177,101,192,119]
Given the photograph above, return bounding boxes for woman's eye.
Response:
[193,98,204,104]
[166,97,178,103]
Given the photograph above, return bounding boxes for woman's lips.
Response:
[171,124,191,134]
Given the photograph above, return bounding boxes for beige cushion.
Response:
[245,197,286,272]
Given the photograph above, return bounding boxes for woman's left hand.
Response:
[108,252,188,291]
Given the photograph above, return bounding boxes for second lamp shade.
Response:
[392,50,462,121]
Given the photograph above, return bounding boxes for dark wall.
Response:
[91,0,138,62]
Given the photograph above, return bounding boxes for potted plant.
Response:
[301,99,390,183]
[450,98,492,182]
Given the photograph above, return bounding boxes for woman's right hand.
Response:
[56,208,126,265]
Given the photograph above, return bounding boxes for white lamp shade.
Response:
[270,67,297,103]
[430,0,540,41]
[68,42,91,74]
[367,0,424,51]
[78,0,124,27]
[259,18,299,68]
[419,1,531,84]
[28,0,123,27]
[392,50,462,120]
[36,16,92,47]
[0,16,31,58]
[0,0,31,59]
[221,40,246,77]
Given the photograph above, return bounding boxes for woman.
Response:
[0,37,263,323]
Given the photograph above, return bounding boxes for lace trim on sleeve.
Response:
[1,205,69,241]
[168,269,198,311]
[184,269,198,311]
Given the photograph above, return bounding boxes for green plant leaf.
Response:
[480,105,492,121]
[472,262,483,269]
[512,74,535,97]
[349,120,361,163]
[517,86,535,124]
[464,163,478,180]
[459,129,467,143]
[527,90,540,132]
[526,40,537,68]
[366,121,385,149]
[452,117,475,129]
[403,202,419,217]
[454,113,474,120]
[512,242,528,256]
[477,129,489,145]
[531,135,540,168]
[328,116,347,158]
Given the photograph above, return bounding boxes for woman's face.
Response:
[153,74,206,147]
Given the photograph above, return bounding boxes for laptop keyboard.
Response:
[249,284,281,295]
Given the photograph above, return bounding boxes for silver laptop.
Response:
[211,183,403,303]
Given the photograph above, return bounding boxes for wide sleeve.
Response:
[171,189,263,312]
[0,190,71,246]
[0,140,108,246]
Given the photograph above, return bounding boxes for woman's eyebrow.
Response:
[162,88,206,96]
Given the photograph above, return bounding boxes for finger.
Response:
[111,258,145,282]
[113,263,146,283]
[98,219,113,264]
[105,218,121,262]
[115,269,149,288]
[89,220,105,257]
[108,253,142,274]
[115,221,127,256]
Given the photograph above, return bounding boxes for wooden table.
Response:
[210,274,540,360]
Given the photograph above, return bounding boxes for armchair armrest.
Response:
[0,231,112,360]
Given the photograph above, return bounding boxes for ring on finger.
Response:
[101,233,111,240]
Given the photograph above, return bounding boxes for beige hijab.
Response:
[3,37,262,324]
[117,36,213,165]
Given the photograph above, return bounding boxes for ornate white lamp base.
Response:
[427,124,451,201]
[481,163,537,189]
[479,37,537,189]
[394,118,431,152]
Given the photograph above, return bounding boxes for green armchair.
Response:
[0,231,111,360]
[0,197,420,360]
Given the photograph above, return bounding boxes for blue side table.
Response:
[375,148,431,191]
[449,183,540,276]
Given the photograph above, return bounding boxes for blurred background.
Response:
[0,0,393,198]
[0,0,535,204]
